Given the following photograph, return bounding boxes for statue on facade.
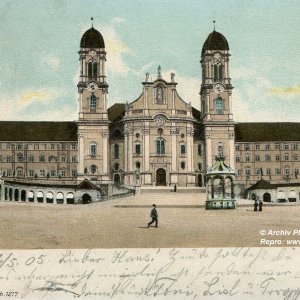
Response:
[171,72,175,82]
[145,72,149,82]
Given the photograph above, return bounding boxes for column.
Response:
[128,130,133,172]
[187,127,194,172]
[25,189,29,202]
[171,88,176,114]
[124,130,128,172]
[206,132,212,168]
[78,133,85,175]
[229,132,235,170]
[171,127,177,172]
[33,191,37,203]
[143,127,150,171]
[102,133,109,174]
[53,194,57,205]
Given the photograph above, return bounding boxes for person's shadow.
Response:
[138,226,149,229]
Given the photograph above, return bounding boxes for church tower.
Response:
[77,23,110,181]
[200,28,235,170]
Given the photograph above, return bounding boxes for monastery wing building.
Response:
[0,25,299,199]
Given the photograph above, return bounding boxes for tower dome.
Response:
[201,30,229,55]
[80,27,105,48]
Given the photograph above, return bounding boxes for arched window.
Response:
[156,138,165,155]
[214,64,223,81]
[114,144,119,159]
[88,61,98,79]
[215,97,224,114]
[90,95,97,112]
[90,143,96,157]
[198,144,202,156]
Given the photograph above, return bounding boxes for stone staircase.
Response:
[140,187,206,193]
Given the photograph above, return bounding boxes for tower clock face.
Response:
[87,81,98,92]
[213,83,224,94]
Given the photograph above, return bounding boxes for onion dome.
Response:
[202,30,229,55]
[80,27,105,48]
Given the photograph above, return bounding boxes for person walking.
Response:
[174,184,177,192]
[147,204,158,228]
[259,201,263,212]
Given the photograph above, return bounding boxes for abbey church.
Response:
[0,25,299,193]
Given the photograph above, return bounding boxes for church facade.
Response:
[0,25,299,193]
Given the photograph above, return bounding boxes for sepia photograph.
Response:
[0,0,299,299]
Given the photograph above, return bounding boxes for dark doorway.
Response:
[82,193,92,204]
[114,174,120,185]
[156,168,166,186]
[263,192,271,202]
[198,174,203,187]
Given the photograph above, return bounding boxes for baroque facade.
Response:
[0,25,299,193]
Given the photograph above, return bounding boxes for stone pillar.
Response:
[53,194,57,205]
[206,132,212,168]
[124,130,128,172]
[33,191,37,203]
[171,126,177,172]
[229,132,235,170]
[78,133,85,175]
[25,189,29,202]
[43,194,46,203]
[127,129,133,172]
[143,127,150,171]
[187,127,194,172]
[102,133,109,174]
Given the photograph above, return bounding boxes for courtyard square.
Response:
[0,192,298,249]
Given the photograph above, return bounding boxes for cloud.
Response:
[269,84,300,96]
[20,90,51,104]
[41,53,60,70]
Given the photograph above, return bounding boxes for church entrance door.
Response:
[156,168,166,186]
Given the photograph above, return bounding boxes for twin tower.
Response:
[76,24,235,186]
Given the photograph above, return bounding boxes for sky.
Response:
[0,0,299,122]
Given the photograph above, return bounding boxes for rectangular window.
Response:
[275,144,280,150]
[275,168,280,175]
[135,144,141,155]
[284,144,289,150]
[284,168,290,175]
[16,144,22,150]
[61,144,66,150]
[235,145,240,151]
[60,170,66,177]
[245,154,250,162]
[180,144,186,155]
[50,170,56,177]
[266,168,271,175]
[90,144,96,156]
[114,144,119,159]
[40,170,45,177]
[255,144,260,151]
[6,170,12,177]
[293,154,298,161]
[237,169,242,176]
[275,155,281,161]
[265,144,270,150]
[29,155,34,162]
[72,170,77,177]
[245,144,250,151]
[215,98,224,114]
[235,156,240,162]
[71,156,77,163]
[255,155,260,162]
[34,144,39,150]
[6,156,12,162]
[198,144,202,156]
[245,168,251,176]
[265,155,271,161]
[285,154,289,161]
[29,170,34,177]
[6,144,12,150]
[61,156,66,162]
[71,144,77,150]
[51,144,55,150]
[256,169,260,175]
[39,155,45,162]
[292,144,298,150]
